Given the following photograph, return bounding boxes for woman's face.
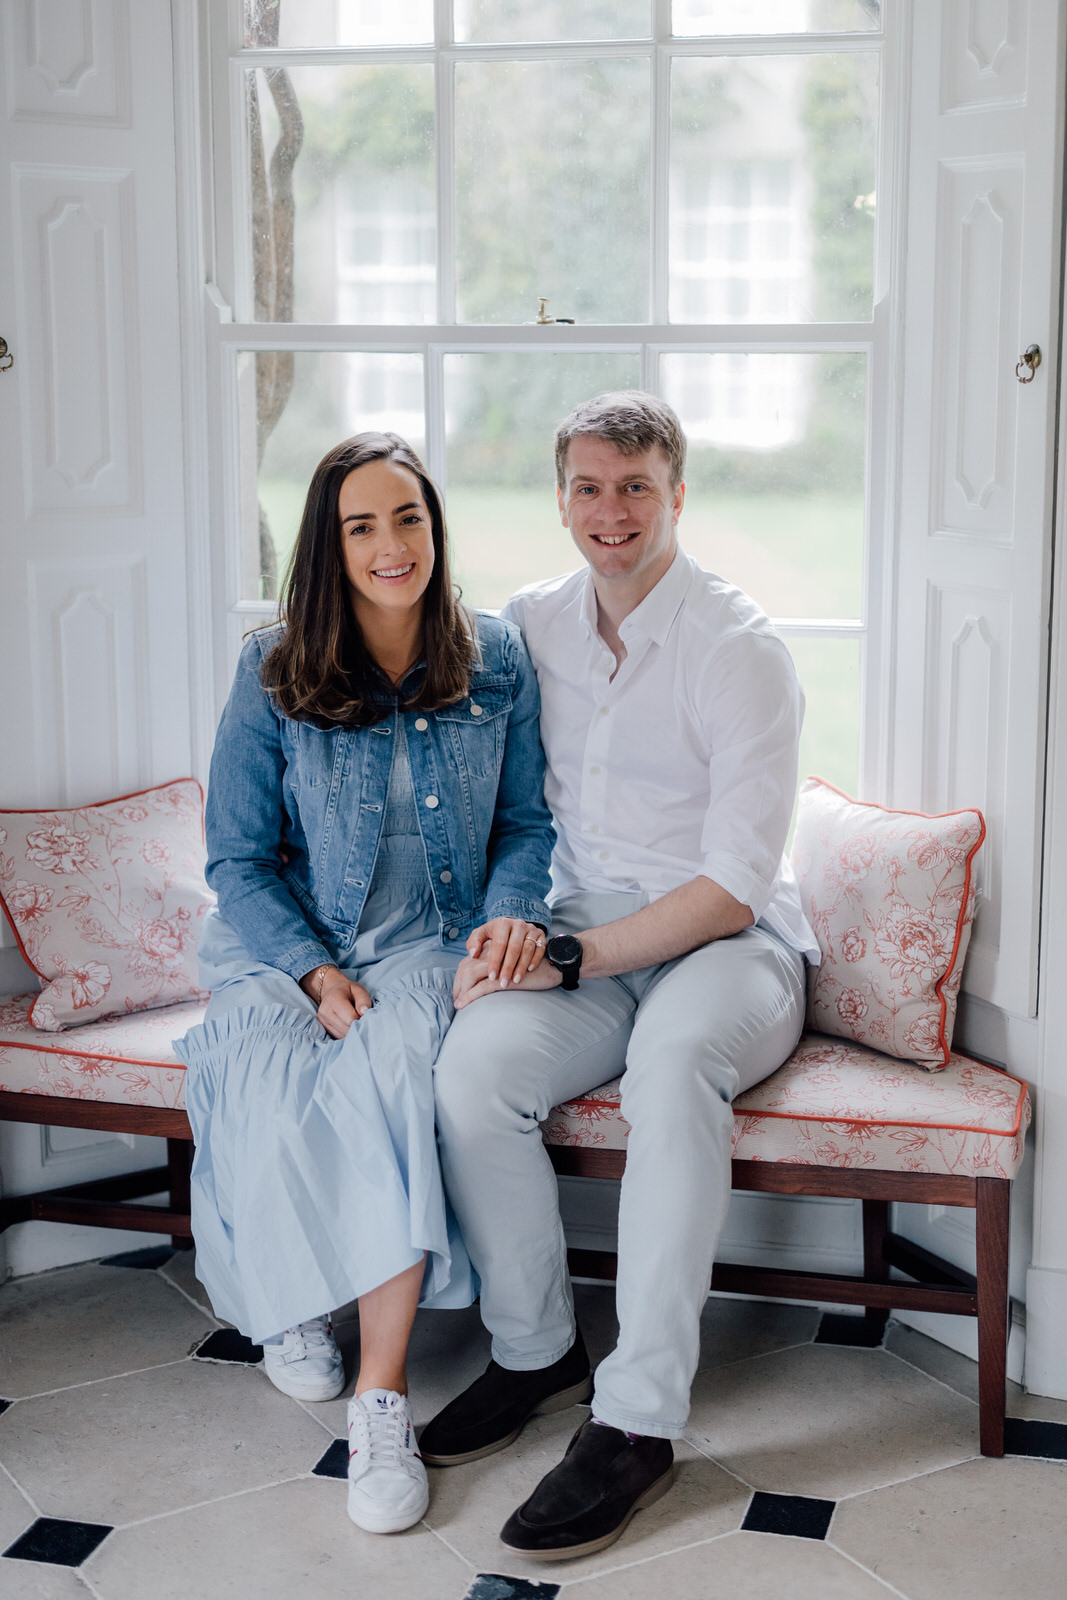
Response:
[337,459,436,628]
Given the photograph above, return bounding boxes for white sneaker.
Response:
[261,1317,345,1401]
[347,1389,429,1534]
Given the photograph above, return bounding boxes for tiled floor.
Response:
[1,1247,1066,1600]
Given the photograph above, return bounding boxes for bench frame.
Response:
[549,1143,1010,1458]
[0,1090,1012,1458]
[0,1093,193,1250]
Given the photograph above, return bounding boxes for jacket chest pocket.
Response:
[292,723,343,790]
[434,691,510,780]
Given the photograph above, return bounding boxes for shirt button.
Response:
[424,794,439,809]
[439,869,453,883]
[590,765,601,774]
[599,850,609,860]
[446,926,459,939]
[415,717,429,731]
[470,703,483,717]
[598,705,609,716]
[587,823,598,833]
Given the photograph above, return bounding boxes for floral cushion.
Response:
[540,1034,1030,1180]
[0,781,214,1031]
[0,991,199,1108]
[790,778,985,1069]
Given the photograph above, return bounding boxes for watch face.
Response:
[547,935,583,966]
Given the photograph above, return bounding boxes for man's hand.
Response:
[453,951,561,1009]
[465,917,546,988]
[299,965,372,1039]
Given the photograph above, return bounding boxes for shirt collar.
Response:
[618,549,694,647]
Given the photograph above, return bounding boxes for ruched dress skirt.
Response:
[174,723,474,1343]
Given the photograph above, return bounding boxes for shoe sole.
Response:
[498,1463,676,1562]
[420,1373,594,1467]
[346,1483,430,1535]
[262,1363,346,1403]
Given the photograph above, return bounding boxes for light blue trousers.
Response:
[433,891,807,1439]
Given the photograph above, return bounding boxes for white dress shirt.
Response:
[502,549,819,961]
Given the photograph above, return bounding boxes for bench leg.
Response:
[168,1139,193,1252]
[976,1175,1010,1457]
[862,1197,891,1339]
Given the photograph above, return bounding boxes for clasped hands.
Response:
[301,917,555,1037]
[453,916,560,1009]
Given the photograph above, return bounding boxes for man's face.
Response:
[557,435,684,600]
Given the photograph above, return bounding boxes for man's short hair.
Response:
[554,390,687,491]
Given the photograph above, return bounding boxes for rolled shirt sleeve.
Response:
[695,627,804,922]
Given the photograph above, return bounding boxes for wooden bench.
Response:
[0,993,1029,1456]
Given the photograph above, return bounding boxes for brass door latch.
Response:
[1016,344,1041,383]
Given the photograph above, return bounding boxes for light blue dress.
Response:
[176,721,476,1343]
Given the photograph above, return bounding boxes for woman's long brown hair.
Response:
[260,433,477,726]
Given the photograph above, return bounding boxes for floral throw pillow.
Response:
[0,780,213,1032]
[791,778,985,1070]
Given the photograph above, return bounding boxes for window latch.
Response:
[535,298,575,325]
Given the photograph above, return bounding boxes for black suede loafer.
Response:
[419,1329,592,1466]
[499,1418,675,1560]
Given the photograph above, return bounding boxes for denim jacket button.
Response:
[439,869,453,883]
[415,717,429,731]
[424,794,440,808]
[470,703,483,717]
[446,926,459,939]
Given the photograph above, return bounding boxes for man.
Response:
[423,391,817,1560]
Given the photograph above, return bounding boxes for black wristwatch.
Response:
[546,934,583,991]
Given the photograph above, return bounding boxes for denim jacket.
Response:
[204,613,555,980]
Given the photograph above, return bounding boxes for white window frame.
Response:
[201,0,907,804]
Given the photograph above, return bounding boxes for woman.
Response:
[175,434,553,1535]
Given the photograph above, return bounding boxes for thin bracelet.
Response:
[309,964,333,1004]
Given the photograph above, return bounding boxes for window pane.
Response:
[245,0,434,48]
[444,351,641,607]
[455,59,650,325]
[670,54,878,323]
[248,65,435,324]
[455,1,650,42]
[788,634,860,800]
[662,351,865,619]
[673,0,880,34]
[239,350,425,601]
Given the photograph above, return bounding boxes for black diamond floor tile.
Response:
[742,1490,835,1540]
[815,1312,886,1348]
[193,1328,263,1364]
[0,1399,10,1418]
[2,1517,112,1567]
[1005,1416,1067,1461]
[313,1438,348,1479]
[99,1245,176,1270]
[465,1577,561,1600]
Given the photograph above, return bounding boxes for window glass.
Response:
[662,351,865,619]
[444,351,641,607]
[670,53,878,322]
[789,634,861,799]
[239,350,425,601]
[245,0,434,49]
[248,64,435,324]
[455,58,650,325]
[455,1,650,42]
[673,0,880,34]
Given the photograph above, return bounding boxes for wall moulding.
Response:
[14,165,143,517]
[932,159,1024,541]
[4,0,131,126]
[941,0,1029,112]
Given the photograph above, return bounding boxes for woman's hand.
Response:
[453,950,560,1008]
[299,965,372,1039]
[465,918,546,988]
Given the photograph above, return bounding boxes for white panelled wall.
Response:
[1,0,1067,1399]
[0,0,192,1270]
